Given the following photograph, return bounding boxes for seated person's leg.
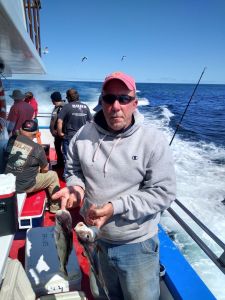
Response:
[26,171,61,213]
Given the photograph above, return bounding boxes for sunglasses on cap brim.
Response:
[102,94,136,105]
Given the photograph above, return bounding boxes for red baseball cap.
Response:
[102,72,136,91]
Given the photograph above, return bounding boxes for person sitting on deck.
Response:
[50,91,65,168]
[7,90,34,136]
[53,71,176,299]
[4,119,61,213]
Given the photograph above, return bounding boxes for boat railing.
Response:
[168,199,225,275]
[36,113,51,129]
[37,113,51,117]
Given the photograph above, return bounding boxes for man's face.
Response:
[102,80,138,132]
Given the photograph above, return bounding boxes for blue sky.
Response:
[30,0,225,83]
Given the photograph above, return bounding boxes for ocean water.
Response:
[3,79,225,299]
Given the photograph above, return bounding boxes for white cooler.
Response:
[25,226,82,297]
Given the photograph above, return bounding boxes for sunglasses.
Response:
[102,94,135,105]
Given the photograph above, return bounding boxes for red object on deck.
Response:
[49,147,57,162]
[21,190,46,217]
[19,190,46,229]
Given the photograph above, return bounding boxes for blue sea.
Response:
[3,79,225,299]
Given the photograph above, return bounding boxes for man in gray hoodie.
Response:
[53,71,176,300]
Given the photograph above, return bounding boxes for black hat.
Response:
[25,91,33,98]
[9,89,25,100]
[22,120,38,132]
[93,95,102,112]
[51,91,62,101]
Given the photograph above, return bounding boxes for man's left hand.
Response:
[85,203,114,228]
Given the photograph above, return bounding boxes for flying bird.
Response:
[121,55,126,61]
[82,56,88,62]
[43,47,49,55]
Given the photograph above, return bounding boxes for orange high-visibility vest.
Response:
[36,131,42,144]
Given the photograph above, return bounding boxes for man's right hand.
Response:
[52,186,84,209]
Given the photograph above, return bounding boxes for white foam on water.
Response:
[143,106,225,299]
[137,97,149,106]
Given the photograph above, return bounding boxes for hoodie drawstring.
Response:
[92,134,108,162]
[103,137,121,174]
[92,134,122,175]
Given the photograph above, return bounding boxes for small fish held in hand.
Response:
[54,209,73,276]
[75,222,99,243]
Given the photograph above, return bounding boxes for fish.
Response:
[54,209,73,276]
[75,222,99,243]
[75,222,110,299]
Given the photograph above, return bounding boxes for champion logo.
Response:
[132,156,138,160]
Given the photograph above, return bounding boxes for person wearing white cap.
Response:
[53,71,176,299]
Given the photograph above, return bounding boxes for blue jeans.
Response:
[90,235,160,300]
[62,138,70,162]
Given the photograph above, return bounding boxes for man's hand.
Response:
[52,186,84,209]
[85,203,114,228]
[57,119,64,137]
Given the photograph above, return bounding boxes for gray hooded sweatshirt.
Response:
[66,110,176,244]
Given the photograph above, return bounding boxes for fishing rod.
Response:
[169,67,207,146]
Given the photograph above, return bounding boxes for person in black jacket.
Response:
[50,91,65,168]
[57,88,92,159]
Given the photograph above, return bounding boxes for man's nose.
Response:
[112,100,121,111]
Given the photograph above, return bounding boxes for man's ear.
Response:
[133,99,138,108]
